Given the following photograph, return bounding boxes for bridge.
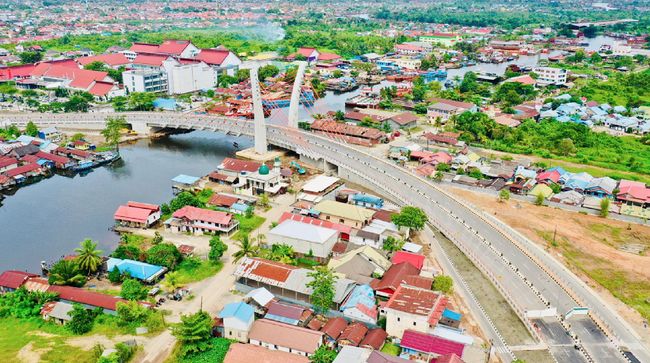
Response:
[3,110,649,363]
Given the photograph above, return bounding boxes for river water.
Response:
[0,132,251,271]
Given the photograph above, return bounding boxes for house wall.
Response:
[248,338,312,357]
[123,70,167,93]
[266,231,338,259]
[385,308,430,337]
[319,212,368,229]
[164,61,216,95]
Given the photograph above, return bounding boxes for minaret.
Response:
[250,66,268,154]
[288,61,308,128]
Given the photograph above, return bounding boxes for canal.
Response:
[0,132,251,271]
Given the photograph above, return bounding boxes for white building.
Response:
[248,319,324,357]
[196,48,242,78]
[382,284,448,338]
[266,220,339,261]
[123,69,168,93]
[163,58,216,95]
[236,160,286,196]
[217,302,255,343]
[533,66,567,86]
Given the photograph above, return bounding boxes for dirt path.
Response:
[16,343,43,363]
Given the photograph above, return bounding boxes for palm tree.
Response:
[232,235,259,263]
[48,260,87,287]
[75,239,103,275]
[163,271,182,293]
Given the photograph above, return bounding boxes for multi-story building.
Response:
[533,66,567,86]
[123,69,167,93]
[164,206,239,235]
[427,98,478,123]
[418,33,462,47]
[163,58,215,94]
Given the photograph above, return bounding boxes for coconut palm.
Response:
[75,239,103,275]
[162,271,182,293]
[232,235,259,263]
[48,259,87,287]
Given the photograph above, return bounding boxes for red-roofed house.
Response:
[126,40,199,60]
[166,206,239,235]
[371,262,420,298]
[382,285,448,337]
[114,201,161,228]
[26,63,123,99]
[400,330,465,361]
[0,270,38,292]
[505,74,536,86]
[317,52,341,62]
[427,98,478,123]
[47,285,150,312]
[0,64,36,82]
[536,170,561,185]
[288,47,320,62]
[76,53,131,69]
[196,48,242,77]
[392,251,425,271]
[0,156,19,173]
[395,43,426,56]
[617,180,650,207]
[219,157,262,181]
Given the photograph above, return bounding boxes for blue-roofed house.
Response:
[584,177,617,198]
[340,284,378,324]
[562,172,594,193]
[351,193,384,209]
[171,174,200,194]
[547,166,568,178]
[106,258,166,283]
[439,308,462,328]
[217,301,254,342]
[513,166,537,182]
[230,202,249,215]
[38,127,62,142]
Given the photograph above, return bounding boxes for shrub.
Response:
[146,243,182,269]
[121,279,148,301]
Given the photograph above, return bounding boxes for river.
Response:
[0,132,251,271]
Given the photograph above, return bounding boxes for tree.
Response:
[116,300,150,326]
[64,95,90,112]
[0,288,58,318]
[208,235,228,264]
[433,171,444,182]
[557,138,576,156]
[162,271,181,293]
[111,244,143,261]
[75,239,103,275]
[258,64,280,81]
[306,266,337,313]
[84,61,107,71]
[232,235,259,263]
[19,51,42,64]
[152,231,163,245]
[70,132,85,142]
[258,193,270,208]
[498,189,510,203]
[67,304,100,334]
[383,236,405,253]
[334,110,345,121]
[600,198,610,218]
[311,346,338,363]
[391,206,427,231]
[108,267,123,284]
[101,115,127,152]
[172,310,213,357]
[534,193,545,206]
[436,163,450,172]
[268,243,295,264]
[25,121,38,137]
[459,71,478,93]
[146,243,182,269]
[168,191,203,212]
[121,279,148,301]
[48,259,87,287]
[127,92,156,111]
[433,275,453,293]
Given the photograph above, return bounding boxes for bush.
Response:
[116,301,150,326]
[108,267,123,284]
[146,243,182,269]
[68,304,102,335]
[112,244,144,261]
[208,236,228,264]
[433,275,453,293]
[121,279,148,301]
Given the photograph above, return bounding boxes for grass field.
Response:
[0,317,96,363]
[232,214,266,241]
[175,258,223,285]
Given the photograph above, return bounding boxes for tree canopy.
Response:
[306,266,337,313]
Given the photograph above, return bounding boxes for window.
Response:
[397,317,400,322]
[413,322,417,326]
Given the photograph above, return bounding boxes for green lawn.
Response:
[0,317,96,363]
[232,215,266,240]
[175,258,223,285]
[380,342,401,356]
[166,338,233,363]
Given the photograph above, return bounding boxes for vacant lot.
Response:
[448,187,650,325]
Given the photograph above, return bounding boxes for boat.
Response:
[96,151,121,165]
[233,142,240,149]
[71,160,96,172]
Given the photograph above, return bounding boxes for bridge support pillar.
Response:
[130,121,154,135]
[287,61,307,129]
[250,66,268,154]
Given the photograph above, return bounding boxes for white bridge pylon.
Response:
[250,61,307,154]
